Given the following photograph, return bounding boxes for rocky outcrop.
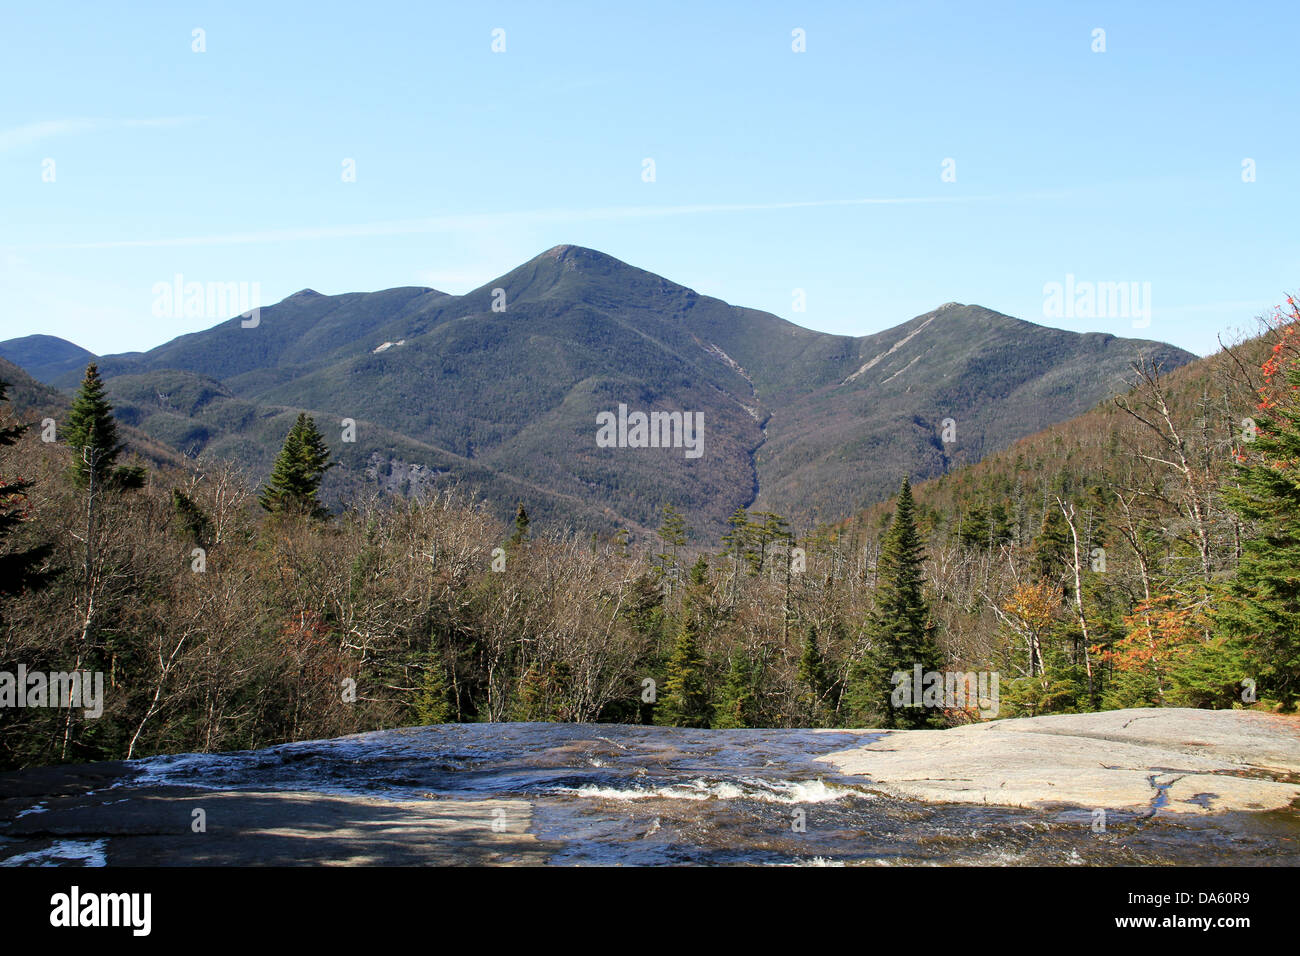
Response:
[819,708,1300,813]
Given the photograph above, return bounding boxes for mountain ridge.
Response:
[0,245,1196,536]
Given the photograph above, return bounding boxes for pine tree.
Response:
[508,503,530,549]
[413,651,452,724]
[1031,508,1071,582]
[712,652,758,728]
[171,488,214,547]
[798,625,828,723]
[655,616,711,727]
[0,380,53,614]
[64,363,125,488]
[957,505,990,549]
[656,504,689,579]
[259,413,334,518]
[847,477,944,728]
[688,554,709,587]
[1216,320,1300,707]
[988,502,1014,546]
[722,507,754,572]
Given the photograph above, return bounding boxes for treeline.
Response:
[2,301,1299,770]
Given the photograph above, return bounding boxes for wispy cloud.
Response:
[36,193,1027,250]
[0,116,200,153]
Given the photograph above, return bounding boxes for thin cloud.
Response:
[38,194,1020,250]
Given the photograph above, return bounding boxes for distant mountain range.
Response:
[0,245,1195,537]
[0,334,96,385]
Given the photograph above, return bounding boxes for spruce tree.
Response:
[712,653,758,728]
[847,477,944,728]
[798,625,828,723]
[1216,332,1300,707]
[1031,508,1071,582]
[508,503,530,549]
[688,554,709,587]
[64,363,125,488]
[413,651,453,724]
[259,413,334,518]
[957,505,991,549]
[655,616,711,727]
[656,504,689,578]
[171,488,214,547]
[0,380,53,614]
[722,507,754,572]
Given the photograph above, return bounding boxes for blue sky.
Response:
[2,0,1296,357]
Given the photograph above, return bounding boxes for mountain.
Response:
[0,356,67,412]
[749,302,1193,526]
[0,356,190,475]
[0,335,96,386]
[848,324,1267,539]
[1,245,1196,536]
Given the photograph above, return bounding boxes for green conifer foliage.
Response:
[0,380,53,612]
[171,489,214,547]
[712,653,759,728]
[655,616,711,727]
[508,503,530,549]
[413,652,453,724]
[797,626,828,724]
[259,413,334,518]
[1216,330,1300,707]
[848,477,944,728]
[688,554,709,587]
[64,363,125,488]
[1031,508,1071,582]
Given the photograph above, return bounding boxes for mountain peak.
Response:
[0,333,97,385]
[536,244,623,269]
[486,244,682,305]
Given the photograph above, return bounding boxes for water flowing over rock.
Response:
[1,710,1296,866]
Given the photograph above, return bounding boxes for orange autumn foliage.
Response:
[1101,594,1205,673]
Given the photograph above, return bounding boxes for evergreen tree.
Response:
[171,488,214,548]
[508,503,530,549]
[0,380,53,614]
[687,554,709,587]
[655,616,711,727]
[64,363,125,488]
[988,502,1014,546]
[722,507,754,572]
[1216,332,1300,707]
[847,477,944,728]
[413,651,452,724]
[656,504,689,578]
[712,652,759,728]
[957,505,990,549]
[1031,508,1071,582]
[797,626,829,725]
[751,511,792,574]
[259,413,334,518]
